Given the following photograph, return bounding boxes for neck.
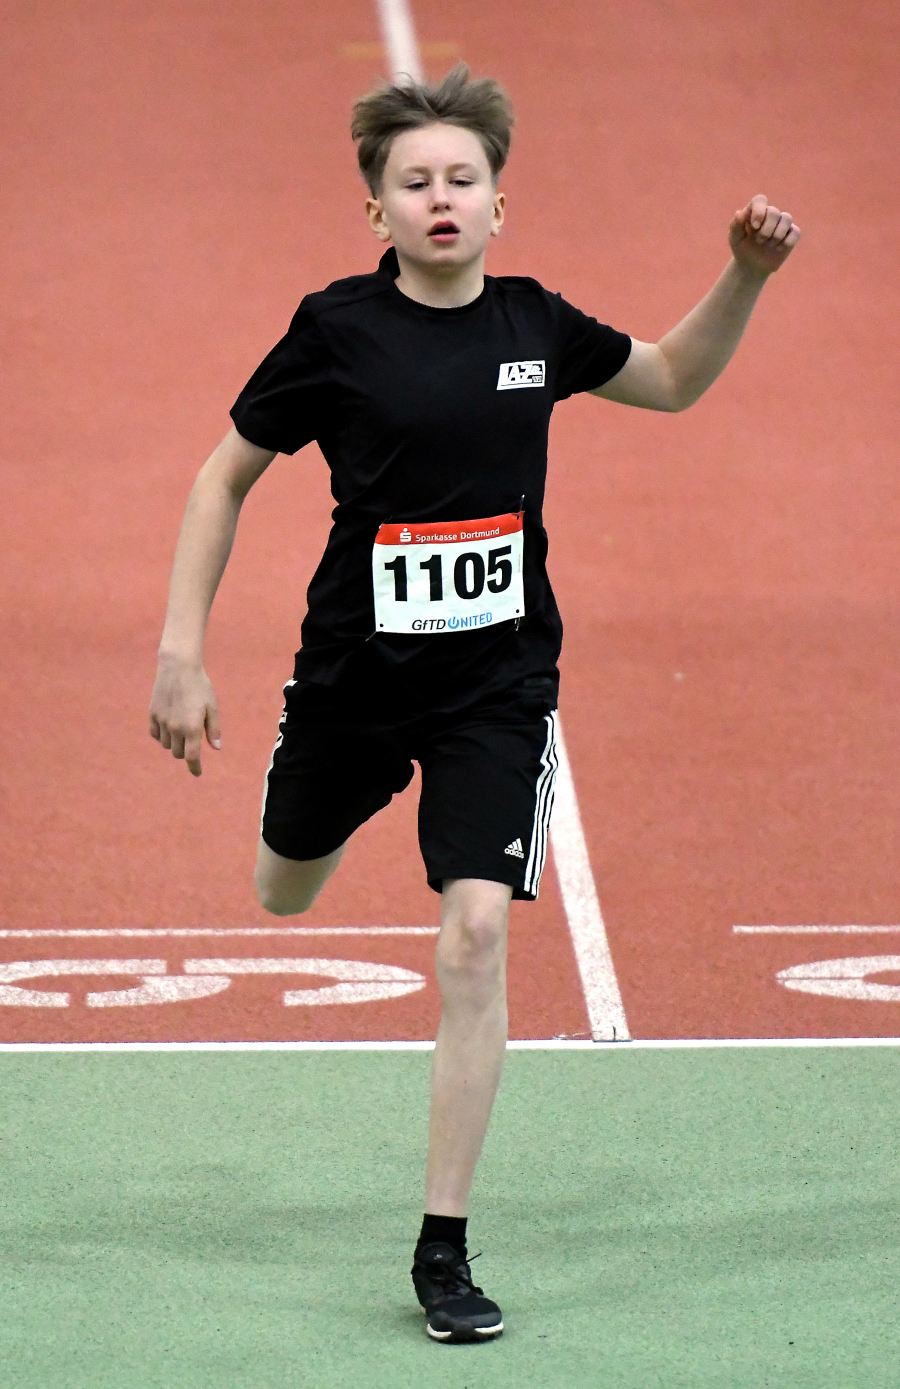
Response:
[392,249,486,308]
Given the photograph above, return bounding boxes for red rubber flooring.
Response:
[1,0,898,1039]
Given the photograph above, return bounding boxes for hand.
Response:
[729,194,801,277]
[149,657,221,777]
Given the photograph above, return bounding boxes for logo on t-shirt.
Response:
[497,360,545,391]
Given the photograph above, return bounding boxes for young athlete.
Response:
[149,65,800,1343]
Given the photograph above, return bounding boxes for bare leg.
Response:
[254,837,344,915]
[425,878,511,1216]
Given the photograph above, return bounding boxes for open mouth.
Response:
[428,221,460,239]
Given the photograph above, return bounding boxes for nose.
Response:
[429,180,452,210]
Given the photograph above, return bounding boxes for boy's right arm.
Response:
[149,427,276,776]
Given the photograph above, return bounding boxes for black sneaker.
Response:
[411,1242,504,1343]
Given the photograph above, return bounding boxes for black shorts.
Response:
[260,677,559,900]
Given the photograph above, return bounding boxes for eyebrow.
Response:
[399,162,481,176]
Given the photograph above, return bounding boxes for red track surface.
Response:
[2,0,898,1040]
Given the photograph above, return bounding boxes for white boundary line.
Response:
[376,0,423,83]
[550,721,630,1040]
[1,1037,898,1052]
[735,925,900,935]
[0,927,439,939]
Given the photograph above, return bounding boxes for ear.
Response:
[490,189,505,238]
[366,195,392,242]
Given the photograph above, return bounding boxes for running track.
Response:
[1,0,899,1042]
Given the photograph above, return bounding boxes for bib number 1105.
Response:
[372,512,524,634]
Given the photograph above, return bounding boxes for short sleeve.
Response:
[229,304,332,455]
[553,295,632,401]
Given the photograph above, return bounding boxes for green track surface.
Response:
[1,1049,898,1388]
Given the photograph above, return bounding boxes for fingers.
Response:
[149,664,220,775]
[154,722,202,773]
[757,208,800,251]
[747,193,769,231]
[162,725,201,774]
[183,728,204,777]
[732,194,801,263]
[205,703,222,751]
[755,206,779,240]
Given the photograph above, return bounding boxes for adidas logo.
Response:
[504,837,525,859]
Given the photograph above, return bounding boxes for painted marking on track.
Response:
[0,959,230,1008]
[373,0,629,1042]
[777,956,900,1002]
[549,721,630,1041]
[184,958,425,1006]
[0,958,425,1008]
[0,927,439,939]
[376,0,422,82]
[738,928,900,1006]
[735,925,900,934]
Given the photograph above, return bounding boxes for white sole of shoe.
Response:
[426,1320,504,1342]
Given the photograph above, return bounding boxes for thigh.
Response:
[254,837,345,916]
[417,709,558,901]
[260,682,416,861]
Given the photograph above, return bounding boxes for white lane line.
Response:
[550,719,630,1041]
[2,1037,899,1052]
[376,0,423,83]
[734,925,900,935]
[0,927,439,939]
[374,0,629,1040]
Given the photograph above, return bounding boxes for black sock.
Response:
[416,1213,468,1260]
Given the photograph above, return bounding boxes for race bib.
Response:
[372,512,524,635]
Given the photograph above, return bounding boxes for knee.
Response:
[436,914,506,987]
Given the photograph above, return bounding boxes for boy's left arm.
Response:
[591,194,801,412]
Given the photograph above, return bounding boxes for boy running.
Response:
[149,65,800,1343]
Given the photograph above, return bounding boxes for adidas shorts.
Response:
[260,677,559,901]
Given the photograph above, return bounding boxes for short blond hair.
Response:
[351,64,514,195]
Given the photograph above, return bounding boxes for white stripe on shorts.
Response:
[524,711,558,897]
[259,679,295,836]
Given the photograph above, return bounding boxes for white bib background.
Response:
[372,513,524,635]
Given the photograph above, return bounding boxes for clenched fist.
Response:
[729,194,801,277]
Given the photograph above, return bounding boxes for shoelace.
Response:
[420,1250,484,1298]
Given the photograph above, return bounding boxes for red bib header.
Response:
[375,512,523,547]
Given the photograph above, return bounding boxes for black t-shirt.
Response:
[231,247,631,713]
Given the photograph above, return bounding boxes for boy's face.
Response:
[366,123,504,270]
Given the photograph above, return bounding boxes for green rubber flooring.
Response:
[1,1048,899,1388]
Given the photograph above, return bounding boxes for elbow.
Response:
[654,389,690,414]
[654,345,701,412]
[656,352,690,412]
[667,382,705,413]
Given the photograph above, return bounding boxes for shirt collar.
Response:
[378,247,400,279]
